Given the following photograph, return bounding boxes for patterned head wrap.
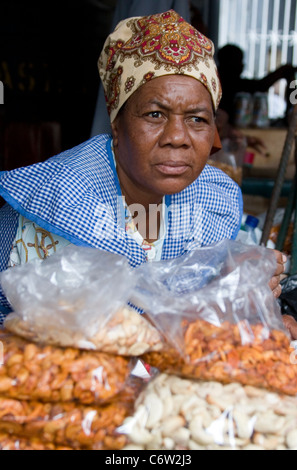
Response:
[98,9,222,123]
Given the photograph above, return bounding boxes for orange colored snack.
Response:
[0,397,131,450]
[0,432,73,450]
[0,330,135,405]
[142,319,297,396]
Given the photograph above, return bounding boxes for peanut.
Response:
[0,397,132,450]
[0,330,136,405]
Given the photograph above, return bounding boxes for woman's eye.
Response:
[191,116,206,123]
[148,111,162,118]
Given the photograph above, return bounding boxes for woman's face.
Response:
[111,75,216,199]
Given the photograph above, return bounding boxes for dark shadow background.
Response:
[0,0,117,170]
[0,0,216,174]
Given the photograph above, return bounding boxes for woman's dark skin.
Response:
[269,251,286,299]
[283,315,297,340]
[112,76,216,205]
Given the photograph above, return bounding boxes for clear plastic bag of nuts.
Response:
[0,329,143,405]
[1,245,163,355]
[133,240,297,396]
[117,373,297,451]
[0,329,152,450]
[0,433,73,450]
[0,396,133,450]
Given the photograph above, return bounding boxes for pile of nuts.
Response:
[0,398,130,450]
[121,373,297,451]
[142,319,297,396]
[0,330,135,404]
[90,309,164,356]
[0,433,73,450]
[0,329,143,450]
[5,307,163,356]
[2,312,297,451]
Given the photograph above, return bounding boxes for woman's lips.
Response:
[155,162,190,176]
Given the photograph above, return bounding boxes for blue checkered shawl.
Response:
[0,134,243,322]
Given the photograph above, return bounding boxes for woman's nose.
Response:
[159,116,191,147]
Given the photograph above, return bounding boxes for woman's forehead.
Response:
[129,75,213,110]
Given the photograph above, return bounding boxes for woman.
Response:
[0,10,287,328]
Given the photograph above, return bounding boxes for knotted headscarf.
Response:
[98,9,222,123]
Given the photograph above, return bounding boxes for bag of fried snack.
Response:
[132,239,297,396]
[1,245,162,355]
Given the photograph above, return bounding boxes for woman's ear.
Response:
[111,103,127,147]
[210,127,222,155]
[111,118,119,147]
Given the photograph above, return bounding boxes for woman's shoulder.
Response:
[199,163,240,187]
[175,164,242,203]
[195,164,242,203]
[46,133,112,171]
[0,134,113,197]
[0,134,117,229]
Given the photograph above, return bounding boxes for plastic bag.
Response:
[1,246,162,355]
[0,397,132,450]
[4,307,163,356]
[0,434,73,450]
[132,239,285,338]
[132,240,296,395]
[119,373,297,451]
[0,330,137,405]
[0,329,150,450]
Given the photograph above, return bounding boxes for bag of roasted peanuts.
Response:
[0,324,152,450]
[0,433,73,451]
[0,396,133,450]
[0,328,148,406]
[132,240,297,396]
[1,245,163,355]
[117,373,297,451]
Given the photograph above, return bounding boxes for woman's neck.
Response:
[116,163,163,208]
[117,169,164,242]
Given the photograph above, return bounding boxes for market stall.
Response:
[0,241,296,451]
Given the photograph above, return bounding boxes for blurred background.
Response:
[0,0,296,171]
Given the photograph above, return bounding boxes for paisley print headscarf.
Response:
[98,9,222,123]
